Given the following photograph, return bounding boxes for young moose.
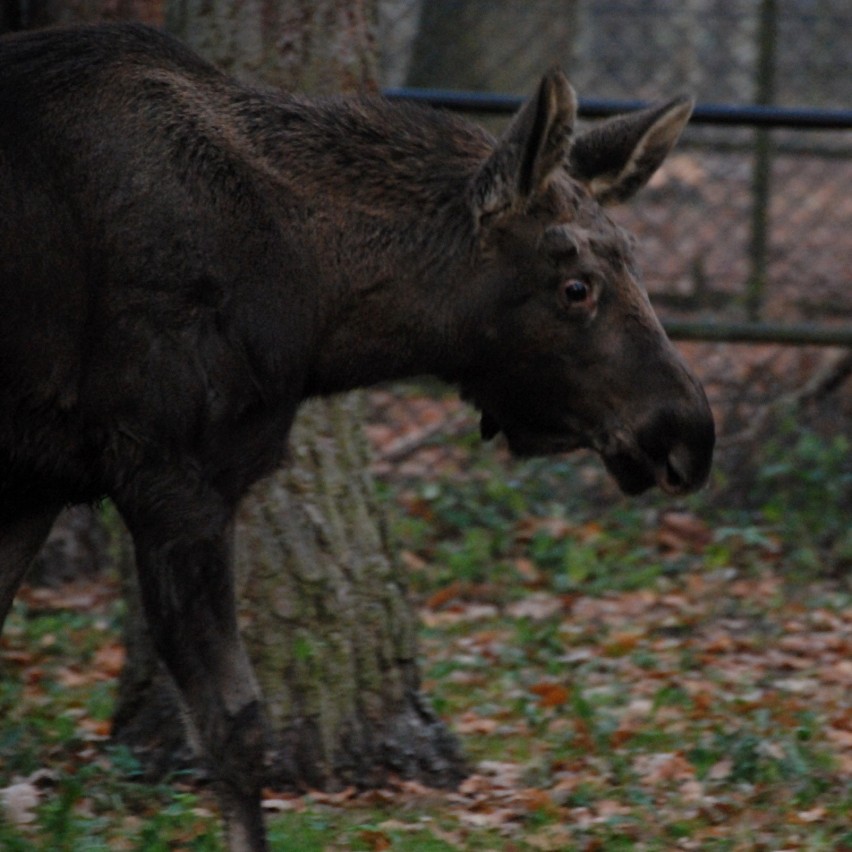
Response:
[0,23,714,852]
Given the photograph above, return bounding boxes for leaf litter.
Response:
[1,503,851,848]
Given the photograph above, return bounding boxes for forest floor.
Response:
[1,414,850,850]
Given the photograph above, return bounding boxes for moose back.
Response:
[0,23,713,852]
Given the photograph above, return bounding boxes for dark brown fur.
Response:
[0,24,713,851]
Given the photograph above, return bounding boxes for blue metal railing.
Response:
[384,87,852,131]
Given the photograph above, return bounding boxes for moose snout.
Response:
[602,398,715,497]
[642,402,715,496]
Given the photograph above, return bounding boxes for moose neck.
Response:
[241,93,492,397]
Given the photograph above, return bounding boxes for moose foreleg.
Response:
[0,506,61,630]
[117,477,268,852]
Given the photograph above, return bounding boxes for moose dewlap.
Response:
[0,23,713,852]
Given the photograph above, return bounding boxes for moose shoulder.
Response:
[0,23,713,852]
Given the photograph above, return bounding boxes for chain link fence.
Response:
[369,0,852,503]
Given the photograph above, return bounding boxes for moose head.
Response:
[458,69,714,495]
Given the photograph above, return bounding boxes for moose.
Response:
[0,22,714,851]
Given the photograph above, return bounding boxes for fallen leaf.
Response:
[525,825,576,850]
[0,649,37,666]
[474,760,524,788]
[514,557,543,584]
[820,660,852,685]
[456,713,499,735]
[57,667,91,688]
[506,593,563,621]
[458,808,517,829]
[529,681,569,708]
[634,752,696,785]
[523,788,554,813]
[707,758,733,780]
[425,581,463,610]
[657,511,712,553]
[420,603,499,626]
[94,643,126,677]
[1,782,39,825]
[78,717,112,739]
[825,727,852,748]
[773,677,819,694]
[792,806,827,824]
[679,779,706,802]
[376,819,423,834]
[515,516,572,543]
[602,630,643,657]
[260,797,300,813]
[359,829,392,850]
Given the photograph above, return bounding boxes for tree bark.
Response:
[167,0,379,94]
[407,0,580,95]
[2,0,160,30]
[234,399,462,788]
[111,0,465,791]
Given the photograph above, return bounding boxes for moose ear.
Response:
[568,95,694,206]
[471,68,577,228]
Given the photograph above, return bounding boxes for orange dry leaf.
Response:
[359,829,392,851]
[57,647,126,688]
[575,521,604,543]
[94,643,126,677]
[78,717,112,738]
[702,632,736,654]
[529,682,569,708]
[690,690,714,716]
[308,786,357,805]
[634,752,696,785]
[602,630,643,657]
[656,511,712,553]
[0,650,37,666]
[829,708,852,731]
[425,581,462,610]
[609,727,634,748]
[397,495,435,522]
[523,788,554,813]
[514,557,542,584]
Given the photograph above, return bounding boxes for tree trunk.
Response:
[111,0,466,791]
[2,0,160,30]
[407,0,580,95]
[167,0,379,94]
[234,399,462,788]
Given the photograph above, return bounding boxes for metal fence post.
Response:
[746,0,778,321]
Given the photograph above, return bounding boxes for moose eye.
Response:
[561,279,592,306]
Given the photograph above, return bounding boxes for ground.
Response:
[1,425,850,850]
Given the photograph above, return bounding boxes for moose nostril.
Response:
[665,456,686,491]
[662,444,692,493]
